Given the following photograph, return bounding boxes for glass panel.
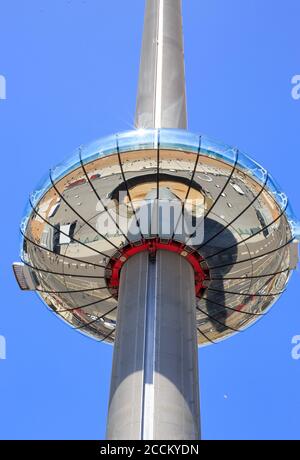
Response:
[284,201,300,239]
[80,133,117,164]
[117,129,156,153]
[30,171,52,208]
[160,129,200,153]
[51,147,81,184]
[266,175,288,211]
[20,200,33,234]
[238,151,268,184]
[201,135,237,166]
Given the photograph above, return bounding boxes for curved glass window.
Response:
[22,129,299,240]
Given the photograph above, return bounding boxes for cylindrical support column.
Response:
[135,0,187,129]
[106,250,200,440]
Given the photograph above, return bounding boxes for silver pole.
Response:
[106,0,200,440]
[106,251,200,440]
[135,0,187,129]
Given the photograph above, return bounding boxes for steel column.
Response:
[106,250,200,440]
[135,0,187,129]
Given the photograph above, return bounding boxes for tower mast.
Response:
[106,0,200,440]
[135,0,187,129]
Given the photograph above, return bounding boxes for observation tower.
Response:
[13,0,299,440]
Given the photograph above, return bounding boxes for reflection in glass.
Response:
[19,129,298,346]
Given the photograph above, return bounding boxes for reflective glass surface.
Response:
[20,129,299,346]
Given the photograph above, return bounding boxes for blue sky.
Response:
[0,0,300,440]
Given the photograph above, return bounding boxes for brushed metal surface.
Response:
[106,251,200,440]
[135,0,187,129]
